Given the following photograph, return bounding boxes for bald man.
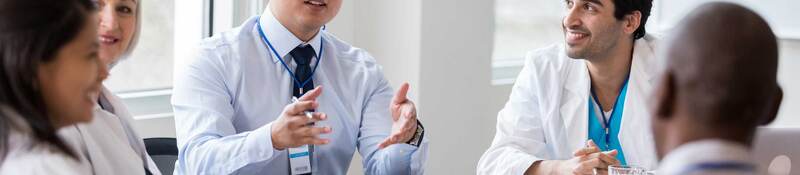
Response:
[649,2,783,175]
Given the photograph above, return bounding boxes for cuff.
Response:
[242,122,281,161]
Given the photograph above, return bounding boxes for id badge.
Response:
[289,145,311,174]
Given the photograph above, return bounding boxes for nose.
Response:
[563,5,582,30]
[98,6,118,31]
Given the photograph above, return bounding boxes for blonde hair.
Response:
[111,0,141,67]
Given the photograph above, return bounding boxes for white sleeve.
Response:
[172,46,280,174]
[477,55,551,175]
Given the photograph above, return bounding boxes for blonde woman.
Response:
[58,0,161,174]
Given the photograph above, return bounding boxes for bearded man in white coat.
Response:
[478,0,659,174]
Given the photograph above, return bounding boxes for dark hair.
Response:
[0,0,96,161]
[612,0,653,39]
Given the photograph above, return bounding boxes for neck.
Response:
[270,7,320,42]
[587,40,634,111]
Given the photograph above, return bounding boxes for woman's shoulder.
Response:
[1,106,91,175]
[0,146,90,175]
[2,126,90,175]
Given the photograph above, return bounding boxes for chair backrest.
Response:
[144,137,179,175]
[753,127,799,175]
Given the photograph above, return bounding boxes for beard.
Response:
[563,23,624,60]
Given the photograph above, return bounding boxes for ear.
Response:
[760,86,783,125]
[623,11,642,36]
[651,72,676,121]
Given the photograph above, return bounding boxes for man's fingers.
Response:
[604,149,618,157]
[594,169,608,175]
[586,139,598,148]
[378,134,403,149]
[577,159,604,173]
[307,112,327,122]
[402,105,417,119]
[597,150,620,166]
[392,83,409,105]
[377,138,393,149]
[287,113,327,129]
[301,137,330,145]
[299,126,332,137]
[287,101,318,115]
[573,144,601,156]
[298,86,323,101]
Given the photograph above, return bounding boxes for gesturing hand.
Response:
[378,83,419,149]
[270,86,333,150]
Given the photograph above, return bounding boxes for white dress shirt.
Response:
[58,87,161,175]
[0,106,92,175]
[171,9,428,175]
[658,139,757,175]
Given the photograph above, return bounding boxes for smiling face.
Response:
[37,14,108,127]
[270,0,342,39]
[562,0,628,59]
[95,0,138,67]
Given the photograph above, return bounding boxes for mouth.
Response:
[565,31,590,45]
[99,35,120,45]
[304,0,327,7]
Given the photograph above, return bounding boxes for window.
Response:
[104,1,177,93]
[105,0,267,120]
[491,0,565,85]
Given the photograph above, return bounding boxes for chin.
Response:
[565,47,586,59]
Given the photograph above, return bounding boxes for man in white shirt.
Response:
[650,2,783,175]
[171,0,428,174]
[478,0,658,174]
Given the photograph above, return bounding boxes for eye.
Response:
[584,3,596,12]
[565,0,574,8]
[116,5,133,15]
[92,0,104,8]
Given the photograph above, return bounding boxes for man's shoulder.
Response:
[522,44,579,78]
[321,31,381,69]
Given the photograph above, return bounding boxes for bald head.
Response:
[666,2,780,127]
[651,2,783,156]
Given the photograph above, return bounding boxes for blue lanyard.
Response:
[678,161,756,174]
[590,76,630,145]
[256,17,324,94]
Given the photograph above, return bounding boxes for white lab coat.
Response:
[0,106,92,175]
[58,87,161,175]
[478,35,660,174]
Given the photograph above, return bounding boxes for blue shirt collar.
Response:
[258,7,323,63]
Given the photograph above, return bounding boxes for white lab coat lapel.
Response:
[560,53,592,153]
[618,37,659,169]
[558,36,660,169]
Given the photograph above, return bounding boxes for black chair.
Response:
[144,138,178,175]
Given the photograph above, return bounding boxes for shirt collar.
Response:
[658,139,754,174]
[258,7,323,63]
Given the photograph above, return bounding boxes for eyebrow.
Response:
[586,0,605,7]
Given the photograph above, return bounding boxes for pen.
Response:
[292,96,314,119]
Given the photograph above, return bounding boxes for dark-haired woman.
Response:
[0,0,106,174]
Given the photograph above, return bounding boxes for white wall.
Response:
[774,39,800,127]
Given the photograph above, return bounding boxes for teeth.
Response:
[307,0,324,5]
[99,36,117,43]
[567,32,587,40]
